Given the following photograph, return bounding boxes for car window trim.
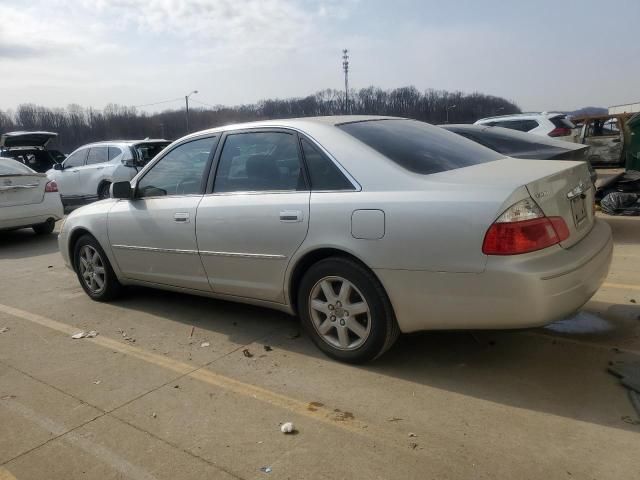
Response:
[204,127,360,195]
[131,135,220,199]
[205,127,310,195]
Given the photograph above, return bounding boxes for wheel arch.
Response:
[67,227,94,270]
[286,247,392,316]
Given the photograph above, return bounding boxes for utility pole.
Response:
[185,90,198,132]
[446,104,457,124]
[342,49,349,114]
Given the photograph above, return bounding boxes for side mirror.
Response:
[111,181,133,199]
[53,163,63,170]
[122,159,135,167]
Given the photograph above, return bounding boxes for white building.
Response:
[609,102,640,115]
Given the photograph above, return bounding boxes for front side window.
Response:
[64,148,88,168]
[137,137,217,198]
[214,132,306,192]
[300,138,354,190]
[86,146,109,165]
[338,119,502,175]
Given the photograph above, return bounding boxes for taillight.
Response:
[45,180,58,193]
[549,127,571,137]
[482,198,570,255]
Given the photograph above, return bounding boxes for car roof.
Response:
[179,115,404,141]
[78,139,171,148]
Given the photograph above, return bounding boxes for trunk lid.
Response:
[524,161,594,248]
[0,131,57,148]
[0,173,47,207]
[0,158,47,207]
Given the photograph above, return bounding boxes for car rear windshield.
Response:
[337,119,503,175]
[0,158,35,175]
[134,142,171,164]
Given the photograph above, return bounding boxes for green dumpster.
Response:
[626,113,640,170]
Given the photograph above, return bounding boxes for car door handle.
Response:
[95,166,104,170]
[71,169,79,173]
[174,212,190,223]
[279,210,302,222]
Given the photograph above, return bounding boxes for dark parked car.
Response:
[0,131,65,173]
[441,124,597,185]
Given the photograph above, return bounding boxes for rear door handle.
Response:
[279,210,302,222]
[174,212,190,223]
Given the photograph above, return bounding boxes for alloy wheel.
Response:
[308,276,371,350]
[78,245,106,294]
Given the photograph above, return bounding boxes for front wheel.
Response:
[73,234,122,301]
[297,257,399,363]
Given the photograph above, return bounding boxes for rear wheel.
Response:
[297,257,399,363]
[32,218,55,235]
[73,234,122,301]
[98,182,111,200]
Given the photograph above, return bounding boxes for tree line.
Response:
[0,87,520,153]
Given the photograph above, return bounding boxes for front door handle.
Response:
[174,212,190,223]
[279,210,302,222]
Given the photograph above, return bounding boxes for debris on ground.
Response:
[242,348,254,358]
[264,345,273,352]
[152,412,157,418]
[174,385,180,389]
[259,466,272,473]
[332,409,354,422]
[408,432,417,437]
[189,326,195,338]
[631,299,637,304]
[286,330,301,339]
[200,342,210,348]
[600,192,640,216]
[0,327,9,334]
[1,395,16,400]
[387,417,403,422]
[409,442,419,449]
[280,422,295,433]
[608,359,640,419]
[71,330,98,339]
[93,380,101,385]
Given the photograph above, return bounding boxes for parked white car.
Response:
[0,157,63,234]
[47,139,170,207]
[474,112,577,140]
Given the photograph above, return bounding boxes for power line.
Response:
[190,98,218,109]
[132,97,184,109]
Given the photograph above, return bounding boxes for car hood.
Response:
[0,131,57,148]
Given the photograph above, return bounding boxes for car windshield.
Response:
[0,157,36,175]
[338,119,503,175]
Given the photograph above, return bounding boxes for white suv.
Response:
[474,112,577,140]
[48,139,170,206]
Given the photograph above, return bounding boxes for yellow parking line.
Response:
[602,282,640,292]
[0,303,370,437]
[0,468,18,480]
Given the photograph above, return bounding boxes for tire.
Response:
[32,218,55,235]
[297,257,400,364]
[73,234,122,301]
[98,182,111,200]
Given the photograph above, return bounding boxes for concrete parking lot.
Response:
[1,216,639,480]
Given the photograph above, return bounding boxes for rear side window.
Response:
[64,148,88,168]
[338,120,502,175]
[300,138,354,190]
[108,146,123,160]
[491,120,539,132]
[86,146,109,165]
[550,116,576,129]
[134,142,171,165]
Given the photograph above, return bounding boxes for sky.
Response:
[0,0,638,113]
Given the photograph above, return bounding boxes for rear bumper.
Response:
[0,194,64,230]
[375,219,613,333]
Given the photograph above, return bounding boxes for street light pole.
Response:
[185,90,198,132]
[342,49,349,114]
[446,104,457,124]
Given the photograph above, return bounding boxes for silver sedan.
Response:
[58,116,613,363]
